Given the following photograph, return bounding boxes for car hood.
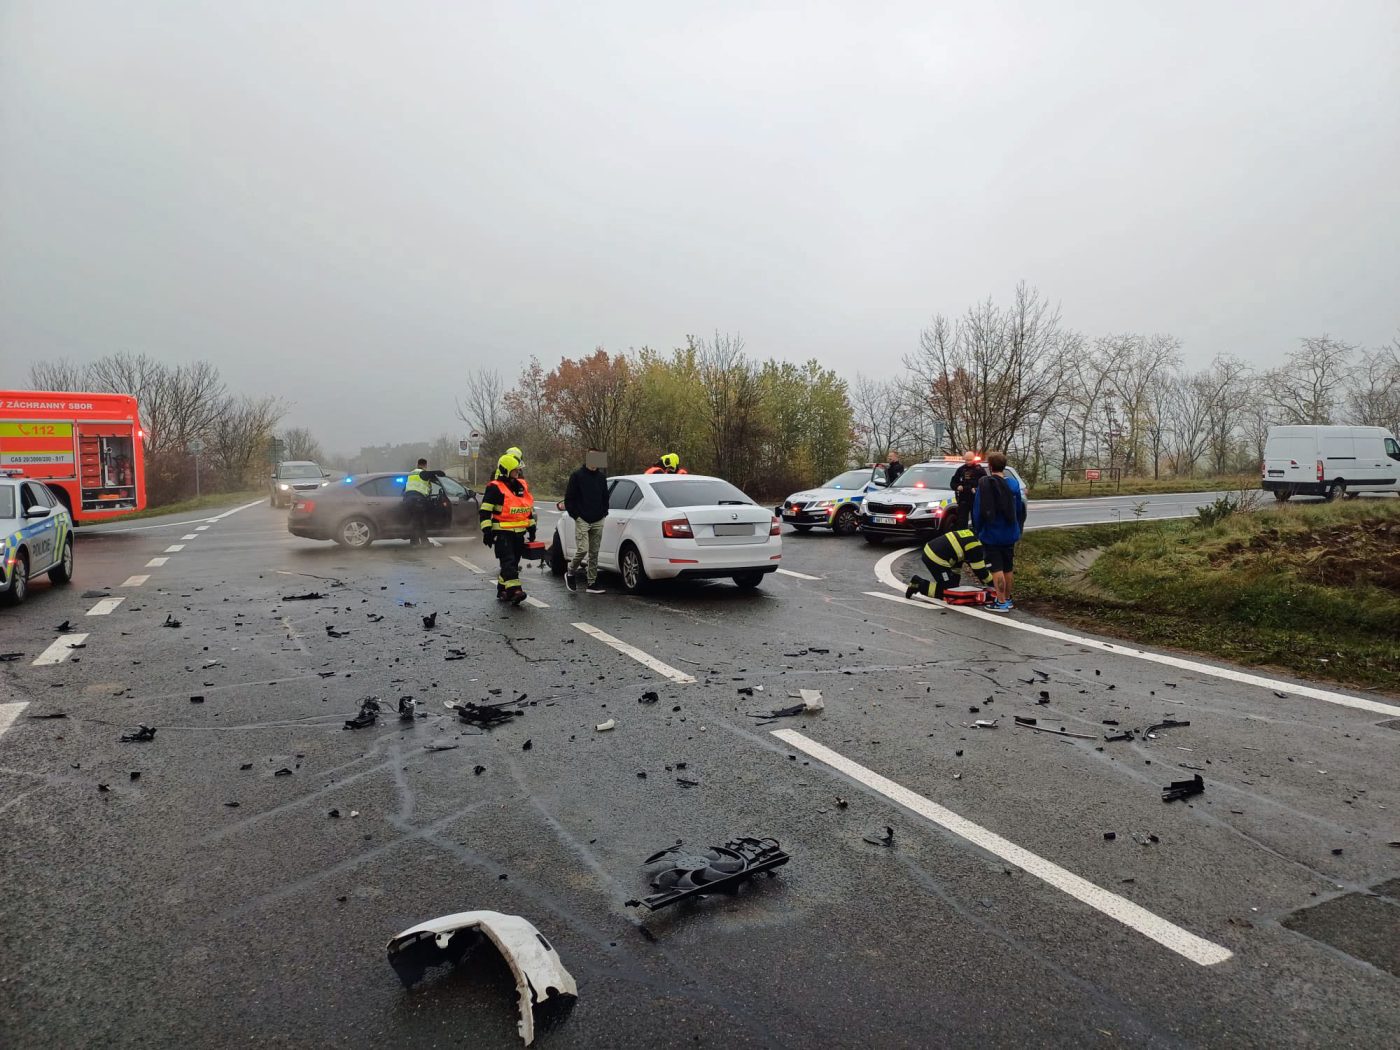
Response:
[786,486,861,503]
[871,485,955,504]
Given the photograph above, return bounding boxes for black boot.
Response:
[905,575,927,600]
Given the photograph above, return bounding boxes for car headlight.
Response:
[809,499,835,509]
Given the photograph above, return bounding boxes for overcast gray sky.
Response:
[3,1,1397,451]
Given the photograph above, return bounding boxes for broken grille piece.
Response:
[626,836,790,911]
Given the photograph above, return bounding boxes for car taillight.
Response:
[296,499,315,512]
[1316,460,1324,481]
[770,516,781,535]
[662,517,693,538]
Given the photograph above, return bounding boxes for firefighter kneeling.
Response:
[904,528,995,603]
[480,453,536,606]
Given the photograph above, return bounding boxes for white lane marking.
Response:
[195,525,210,531]
[523,596,549,608]
[32,634,90,666]
[120,575,150,587]
[86,597,125,616]
[145,557,169,567]
[869,550,1400,717]
[180,533,199,540]
[450,555,485,575]
[571,622,696,684]
[164,544,185,553]
[205,498,265,522]
[0,702,29,742]
[776,568,822,580]
[773,728,1233,967]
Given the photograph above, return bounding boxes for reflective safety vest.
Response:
[923,528,983,569]
[644,465,688,474]
[490,478,534,531]
[404,470,430,496]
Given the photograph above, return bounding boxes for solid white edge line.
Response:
[145,557,168,567]
[205,498,265,521]
[120,575,150,587]
[86,597,125,616]
[772,728,1233,967]
[0,702,29,741]
[450,555,484,575]
[571,622,696,684]
[32,634,90,666]
[869,550,1400,717]
[164,544,185,552]
[776,568,822,580]
[523,596,549,608]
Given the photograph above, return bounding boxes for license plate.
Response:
[872,515,895,524]
[714,523,754,537]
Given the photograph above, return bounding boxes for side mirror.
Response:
[25,505,52,519]
[872,478,888,487]
[322,472,331,479]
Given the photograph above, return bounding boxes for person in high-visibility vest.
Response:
[644,453,687,474]
[479,452,536,605]
[904,527,994,602]
[403,458,432,547]
[493,446,524,481]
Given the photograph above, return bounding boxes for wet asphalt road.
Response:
[2,492,1398,1049]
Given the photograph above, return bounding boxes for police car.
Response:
[1,472,75,605]
[778,466,888,535]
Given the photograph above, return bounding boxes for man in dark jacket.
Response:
[949,451,987,529]
[972,451,1027,613]
[563,449,608,594]
[884,451,905,488]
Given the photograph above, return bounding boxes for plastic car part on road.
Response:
[386,910,578,1046]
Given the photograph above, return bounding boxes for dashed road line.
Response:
[450,555,485,575]
[195,525,210,531]
[86,597,125,616]
[571,622,696,684]
[145,557,169,567]
[180,533,199,540]
[776,568,822,580]
[32,634,90,666]
[120,575,150,587]
[164,544,185,553]
[523,596,549,608]
[772,728,1233,967]
[0,702,29,742]
[868,550,1400,718]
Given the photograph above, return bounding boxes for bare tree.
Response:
[28,358,91,391]
[1108,334,1181,473]
[281,427,324,462]
[694,332,765,487]
[207,395,285,488]
[1343,336,1400,432]
[457,368,504,435]
[1265,336,1355,425]
[850,375,911,462]
[1200,355,1254,474]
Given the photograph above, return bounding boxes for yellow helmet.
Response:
[661,453,680,470]
[497,453,521,473]
[505,446,523,460]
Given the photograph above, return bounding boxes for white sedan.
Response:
[547,474,782,592]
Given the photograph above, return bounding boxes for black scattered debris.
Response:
[676,777,701,788]
[424,743,459,752]
[1104,730,1135,742]
[129,771,141,781]
[1038,690,1050,701]
[450,700,524,729]
[737,686,755,696]
[1014,716,1038,727]
[636,770,646,779]
[1161,773,1204,803]
[625,837,791,911]
[1144,719,1191,738]
[283,592,325,601]
[445,649,467,661]
[422,612,437,630]
[190,695,205,704]
[344,698,382,730]
[367,613,384,623]
[809,647,829,655]
[28,711,67,720]
[397,697,417,721]
[522,739,533,751]
[863,826,896,847]
[1017,722,1095,740]
[473,765,486,776]
[98,784,110,793]
[120,725,157,743]
[326,626,350,638]
[56,620,74,632]
[400,600,416,608]
[225,801,240,807]
[1273,690,1288,698]
[239,763,253,770]
[162,614,181,628]
[274,767,293,777]
[317,671,336,678]
[1331,848,1343,856]
[835,797,848,808]
[1,652,25,662]
[1102,719,1120,726]
[82,590,110,598]
[639,691,660,705]
[329,808,341,818]
[1103,831,1116,840]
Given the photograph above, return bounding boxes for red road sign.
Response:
[1085,468,1102,481]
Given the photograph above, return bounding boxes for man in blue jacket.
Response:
[971,451,1027,613]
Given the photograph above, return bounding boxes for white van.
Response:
[1262,425,1400,500]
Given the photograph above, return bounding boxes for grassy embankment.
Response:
[1016,499,1400,694]
[1027,475,1253,500]
[109,489,265,522]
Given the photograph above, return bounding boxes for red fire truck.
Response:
[0,391,147,523]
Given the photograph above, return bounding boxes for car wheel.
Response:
[619,543,649,593]
[732,571,765,589]
[1326,481,1345,502]
[48,538,74,584]
[338,516,376,549]
[863,532,884,545]
[2,551,29,605]
[791,523,813,533]
[549,533,568,576]
[832,505,859,535]
[1343,491,1360,501]
[1273,488,1292,502]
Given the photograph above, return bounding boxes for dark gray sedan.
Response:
[287,471,480,549]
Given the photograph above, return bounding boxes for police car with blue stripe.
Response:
[1,471,75,605]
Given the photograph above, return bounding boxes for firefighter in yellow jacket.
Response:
[904,527,994,601]
[480,453,536,605]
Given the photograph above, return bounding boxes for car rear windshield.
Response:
[894,465,957,489]
[0,487,13,520]
[279,463,322,479]
[651,479,755,508]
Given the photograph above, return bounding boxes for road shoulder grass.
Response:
[1016,500,1400,695]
